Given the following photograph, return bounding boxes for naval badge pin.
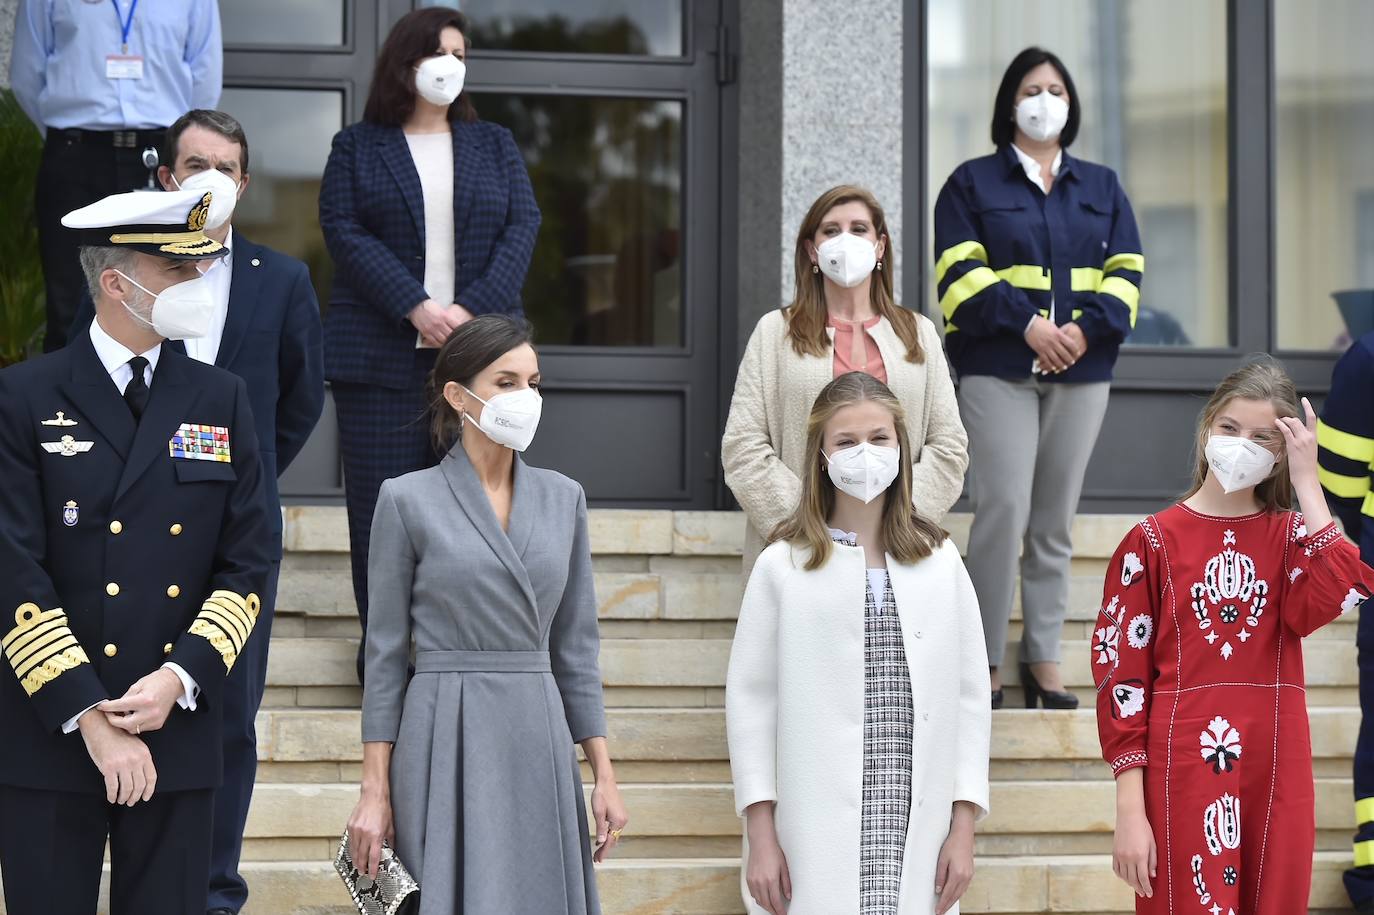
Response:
[63,501,79,527]
[41,435,94,457]
[40,411,77,427]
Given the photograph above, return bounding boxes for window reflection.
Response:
[221,0,345,47]
[926,0,1228,348]
[479,93,683,346]
[421,0,682,56]
[1275,0,1374,351]
[218,88,343,310]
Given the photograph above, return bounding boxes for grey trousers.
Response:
[958,375,1111,667]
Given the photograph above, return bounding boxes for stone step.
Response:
[253,707,1361,767]
[243,778,1362,844]
[8,851,1353,914]
[264,636,1363,691]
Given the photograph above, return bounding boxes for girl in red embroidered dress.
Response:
[1094,360,1374,914]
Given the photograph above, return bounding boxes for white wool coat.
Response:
[726,538,992,915]
[721,309,968,577]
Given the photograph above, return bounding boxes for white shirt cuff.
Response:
[61,701,104,734]
[161,662,200,711]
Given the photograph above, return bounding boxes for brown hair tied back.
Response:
[769,371,946,570]
[427,315,536,454]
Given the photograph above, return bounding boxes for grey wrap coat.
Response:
[361,444,607,915]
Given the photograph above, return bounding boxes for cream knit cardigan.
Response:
[722,309,969,575]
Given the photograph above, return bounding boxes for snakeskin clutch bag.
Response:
[334,830,420,915]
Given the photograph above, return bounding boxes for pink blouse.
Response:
[828,314,887,383]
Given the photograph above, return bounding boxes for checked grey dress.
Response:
[860,567,914,915]
[361,444,607,915]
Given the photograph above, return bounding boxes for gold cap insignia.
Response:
[187,192,211,232]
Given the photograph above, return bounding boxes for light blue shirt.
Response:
[9,0,222,134]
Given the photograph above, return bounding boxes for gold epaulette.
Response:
[188,590,260,672]
[2,603,91,696]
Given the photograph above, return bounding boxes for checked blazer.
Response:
[319,119,541,390]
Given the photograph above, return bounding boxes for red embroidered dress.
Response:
[1094,505,1374,914]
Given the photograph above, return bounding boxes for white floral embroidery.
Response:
[1199,716,1242,773]
[1191,854,1212,905]
[1289,566,1303,583]
[1093,624,1119,667]
[1220,641,1234,661]
[1120,551,1145,587]
[1112,681,1146,719]
[1343,588,1369,616]
[1191,530,1269,660]
[1126,613,1153,650]
[1203,793,1241,856]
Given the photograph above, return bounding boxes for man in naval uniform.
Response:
[0,188,271,915]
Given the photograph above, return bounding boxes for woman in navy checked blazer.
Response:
[319,7,540,680]
[933,47,1142,713]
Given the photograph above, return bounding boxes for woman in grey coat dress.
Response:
[346,316,629,914]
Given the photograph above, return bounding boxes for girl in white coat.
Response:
[726,371,992,915]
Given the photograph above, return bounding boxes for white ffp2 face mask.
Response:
[172,169,241,230]
[115,269,216,339]
[824,442,900,504]
[463,385,542,452]
[1016,92,1069,143]
[415,54,466,107]
[1204,435,1278,494]
[815,233,878,288]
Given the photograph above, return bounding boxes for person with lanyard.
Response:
[1316,330,1374,913]
[933,46,1144,712]
[0,188,271,914]
[9,0,223,353]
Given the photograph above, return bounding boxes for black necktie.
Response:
[124,356,150,420]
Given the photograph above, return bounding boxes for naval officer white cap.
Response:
[61,189,226,260]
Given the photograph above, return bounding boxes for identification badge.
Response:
[105,54,144,80]
[169,424,231,462]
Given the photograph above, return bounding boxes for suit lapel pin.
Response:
[40,411,77,427]
[251,258,261,267]
[42,435,95,457]
[62,501,79,527]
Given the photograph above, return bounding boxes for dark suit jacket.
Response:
[71,235,325,557]
[0,335,272,792]
[318,119,541,389]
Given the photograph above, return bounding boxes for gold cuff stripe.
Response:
[189,618,239,672]
[3,616,68,659]
[2,606,66,650]
[15,636,80,679]
[19,646,90,697]
[1356,839,1374,868]
[205,593,252,626]
[199,606,247,652]
[209,589,248,610]
[203,597,253,642]
[9,627,76,674]
[1317,419,1374,464]
[1319,466,1372,500]
[933,241,988,285]
[1357,797,1374,827]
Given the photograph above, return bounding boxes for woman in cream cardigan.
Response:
[723,185,968,576]
[727,372,991,915]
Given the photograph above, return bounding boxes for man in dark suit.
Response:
[71,109,325,915]
[0,189,272,915]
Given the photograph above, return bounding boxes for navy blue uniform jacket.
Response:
[0,334,273,793]
[933,145,1144,382]
[71,235,325,558]
[318,119,541,389]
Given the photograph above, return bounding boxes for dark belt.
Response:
[50,127,167,149]
[413,649,551,674]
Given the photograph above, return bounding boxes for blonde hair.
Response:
[1186,357,1300,512]
[769,372,946,570]
[784,185,925,364]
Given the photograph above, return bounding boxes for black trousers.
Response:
[0,784,213,915]
[332,350,439,684]
[35,129,165,352]
[206,560,280,913]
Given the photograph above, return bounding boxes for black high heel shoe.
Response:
[1020,660,1079,709]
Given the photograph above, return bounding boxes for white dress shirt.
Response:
[1011,144,1064,332]
[183,228,233,365]
[62,318,201,734]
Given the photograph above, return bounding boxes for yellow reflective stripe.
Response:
[1099,276,1141,327]
[995,265,1052,290]
[1365,491,1374,519]
[934,241,988,285]
[1357,839,1374,868]
[1104,253,1145,274]
[1071,267,1103,291]
[939,266,1000,321]
[1072,308,1083,320]
[1357,797,1374,826]
[1317,419,1374,464]
[1319,466,1372,500]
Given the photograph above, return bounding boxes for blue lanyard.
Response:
[111,0,139,54]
